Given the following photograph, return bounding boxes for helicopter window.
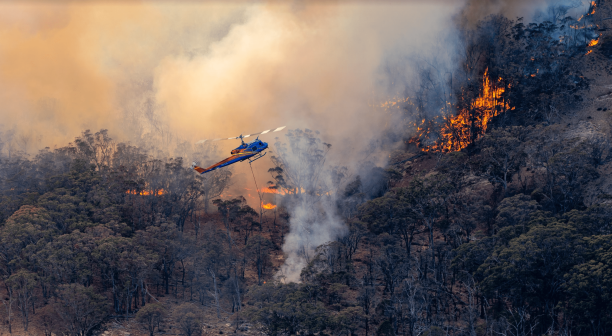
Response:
[252,146,258,151]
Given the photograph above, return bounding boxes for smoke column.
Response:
[0,1,479,281]
[0,2,464,151]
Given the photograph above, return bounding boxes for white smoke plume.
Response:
[0,1,467,281]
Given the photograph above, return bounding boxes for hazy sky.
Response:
[0,2,463,157]
[0,0,587,155]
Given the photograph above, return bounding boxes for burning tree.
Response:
[410,69,512,152]
[406,6,595,154]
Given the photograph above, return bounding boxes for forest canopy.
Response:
[0,3,611,336]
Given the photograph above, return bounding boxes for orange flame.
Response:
[410,68,512,152]
[126,189,166,196]
[262,202,277,210]
[243,186,307,196]
[588,38,599,47]
[578,2,596,21]
[380,97,410,109]
[245,187,288,195]
[259,187,287,195]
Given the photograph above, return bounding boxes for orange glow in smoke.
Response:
[259,187,287,195]
[380,97,410,109]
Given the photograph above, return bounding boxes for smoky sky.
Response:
[0,1,594,156]
[0,2,463,157]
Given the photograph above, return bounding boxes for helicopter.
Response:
[191,126,286,174]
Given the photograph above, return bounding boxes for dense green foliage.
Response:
[0,129,271,335]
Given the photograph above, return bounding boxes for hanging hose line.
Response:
[249,161,264,228]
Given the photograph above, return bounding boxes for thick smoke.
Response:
[0,2,464,281]
[0,2,461,153]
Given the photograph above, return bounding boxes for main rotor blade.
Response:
[196,126,286,144]
[242,126,286,139]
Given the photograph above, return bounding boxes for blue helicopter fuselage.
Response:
[193,139,268,174]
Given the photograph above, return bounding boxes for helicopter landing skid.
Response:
[249,151,267,163]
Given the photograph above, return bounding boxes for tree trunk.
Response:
[209,269,221,319]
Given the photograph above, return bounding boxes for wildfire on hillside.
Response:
[126,189,166,196]
[243,187,281,209]
[409,68,513,152]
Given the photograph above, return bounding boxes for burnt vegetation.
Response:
[2,2,612,336]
